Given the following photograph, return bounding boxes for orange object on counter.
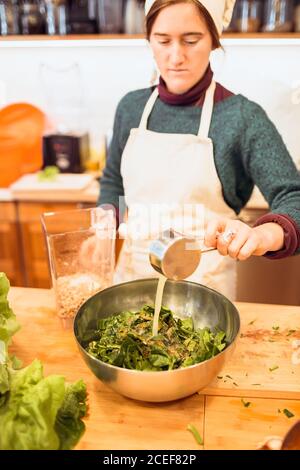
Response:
[0,103,45,187]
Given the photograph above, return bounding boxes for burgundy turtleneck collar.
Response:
[157,63,234,106]
[158,64,213,106]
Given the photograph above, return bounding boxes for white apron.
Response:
[114,81,237,300]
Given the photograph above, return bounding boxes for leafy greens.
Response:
[38,165,59,181]
[87,304,227,371]
[0,272,87,450]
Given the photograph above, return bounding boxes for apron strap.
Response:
[198,80,216,138]
[139,80,216,135]
[139,87,159,129]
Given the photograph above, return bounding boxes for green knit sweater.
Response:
[99,87,300,254]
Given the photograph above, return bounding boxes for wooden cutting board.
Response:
[10,173,94,199]
[7,287,205,450]
[204,396,300,450]
[6,288,300,449]
[202,302,300,399]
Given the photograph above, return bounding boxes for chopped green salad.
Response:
[86,305,227,371]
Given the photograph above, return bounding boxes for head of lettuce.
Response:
[0,272,87,450]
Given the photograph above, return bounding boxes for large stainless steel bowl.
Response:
[74,279,240,402]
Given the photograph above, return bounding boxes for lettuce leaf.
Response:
[0,272,20,343]
[0,273,20,343]
[55,379,87,450]
[38,166,59,182]
[0,360,65,450]
[0,273,87,450]
[0,273,21,401]
[0,360,87,450]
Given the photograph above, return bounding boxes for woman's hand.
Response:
[205,219,285,261]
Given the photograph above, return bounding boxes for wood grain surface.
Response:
[204,396,300,450]
[202,303,300,399]
[7,287,300,450]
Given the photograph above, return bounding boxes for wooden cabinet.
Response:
[0,201,96,288]
[0,202,24,286]
[0,199,119,289]
[237,206,300,306]
[237,254,300,306]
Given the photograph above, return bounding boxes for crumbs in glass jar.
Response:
[55,273,103,319]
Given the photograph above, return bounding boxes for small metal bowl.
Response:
[74,279,240,402]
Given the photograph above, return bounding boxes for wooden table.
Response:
[8,287,300,450]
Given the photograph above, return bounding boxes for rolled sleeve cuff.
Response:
[253,213,300,259]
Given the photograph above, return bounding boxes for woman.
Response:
[98,0,300,299]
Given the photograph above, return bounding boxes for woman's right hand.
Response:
[204,218,284,261]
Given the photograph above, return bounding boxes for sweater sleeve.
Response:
[98,100,126,223]
[254,213,300,259]
[241,99,300,256]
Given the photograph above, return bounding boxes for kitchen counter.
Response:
[0,181,268,209]
[0,188,13,202]
[0,179,100,203]
[7,287,300,450]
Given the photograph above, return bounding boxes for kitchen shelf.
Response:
[1,32,300,41]
[0,34,142,41]
[1,32,300,49]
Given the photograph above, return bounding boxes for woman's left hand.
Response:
[204,219,285,261]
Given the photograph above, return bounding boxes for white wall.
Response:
[1,37,299,304]
[0,37,300,167]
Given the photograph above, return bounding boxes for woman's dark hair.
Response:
[146,0,222,50]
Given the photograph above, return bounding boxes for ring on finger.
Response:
[221,229,237,244]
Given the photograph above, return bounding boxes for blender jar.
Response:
[41,206,116,328]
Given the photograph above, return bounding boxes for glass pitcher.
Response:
[262,0,294,32]
[235,0,263,33]
[39,62,85,134]
[295,0,300,32]
[0,0,19,35]
[96,0,124,33]
[41,206,116,328]
[19,0,45,35]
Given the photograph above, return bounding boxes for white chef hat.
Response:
[144,0,236,36]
